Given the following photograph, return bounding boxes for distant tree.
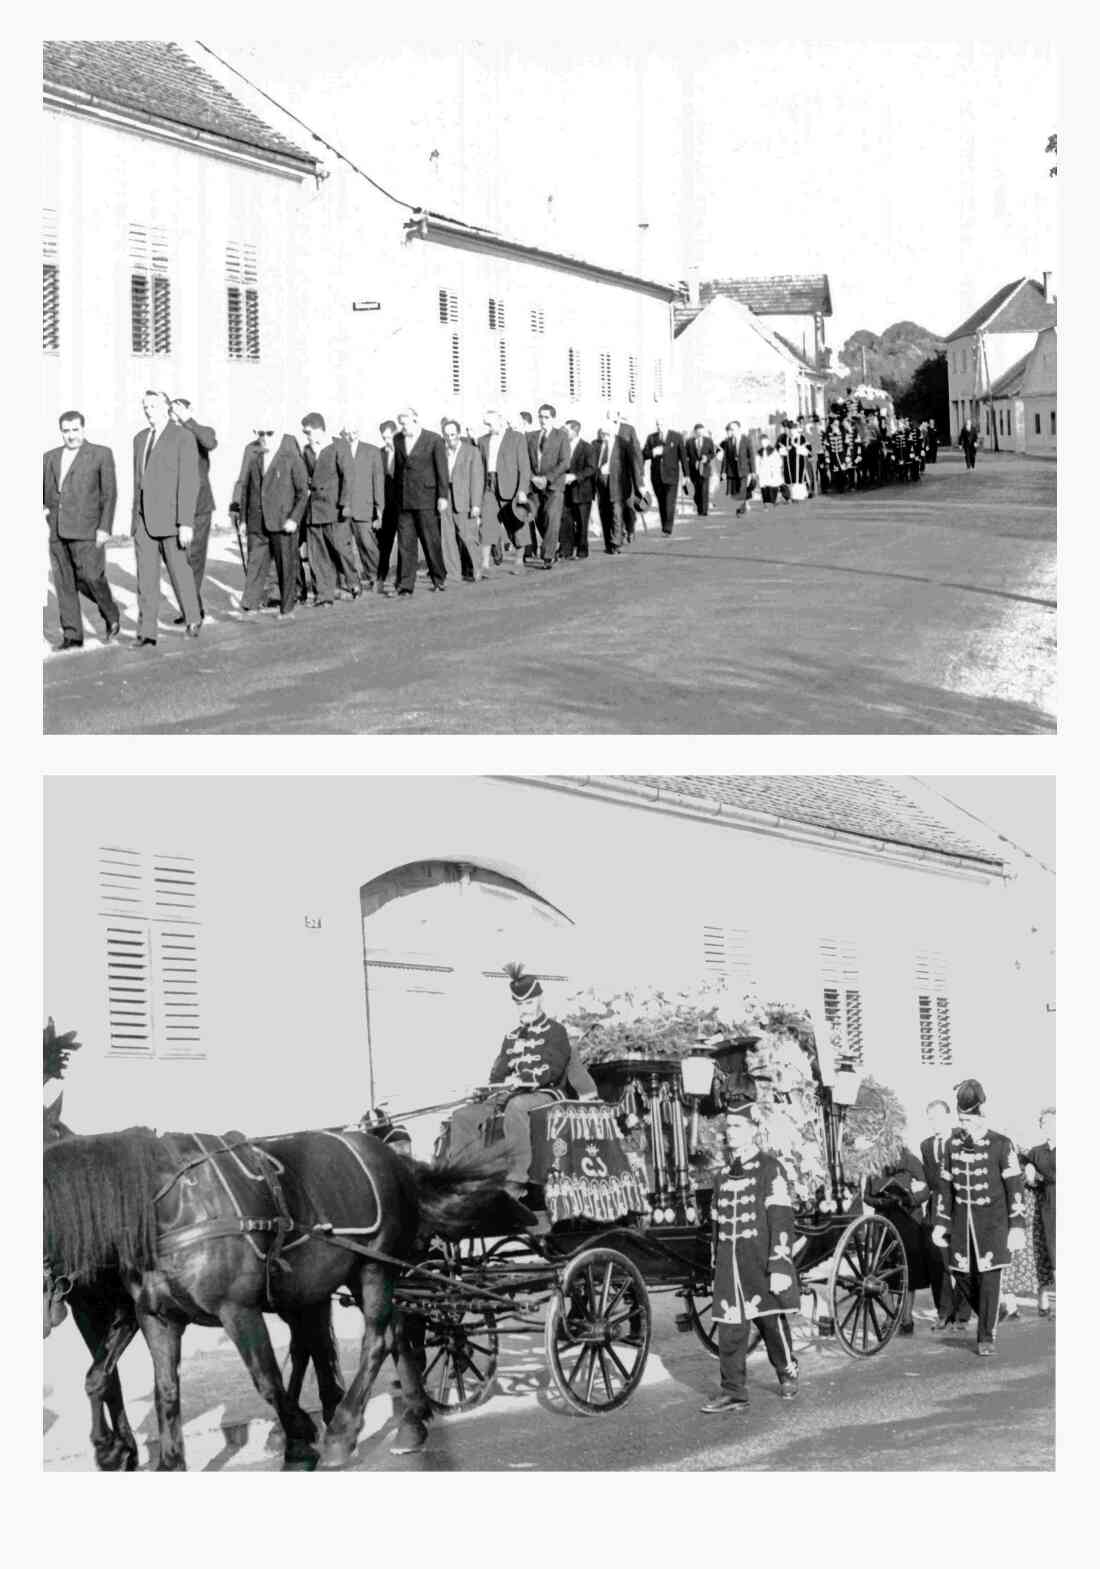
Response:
[895,351,949,436]
[1046,133,1057,176]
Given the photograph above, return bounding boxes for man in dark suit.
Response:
[593,412,644,552]
[131,389,201,646]
[959,418,979,470]
[375,420,400,595]
[300,413,359,608]
[560,420,595,559]
[42,409,120,651]
[642,421,689,535]
[476,410,531,573]
[169,397,217,621]
[735,426,759,514]
[394,407,449,595]
[229,425,310,619]
[526,403,571,568]
[685,424,717,515]
[719,422,742,498]
[920,1099,972,1333]
[342,419,386,592]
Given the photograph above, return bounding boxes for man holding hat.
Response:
[444,963,575,1197]
[701,1100,801,1414]
[932,1079,1026,1355]
[477,410,531,571]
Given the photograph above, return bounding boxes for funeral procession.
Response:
[42,775,1055,1473]
[41,39,1057,736]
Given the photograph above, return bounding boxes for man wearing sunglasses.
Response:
[228,425,309,619]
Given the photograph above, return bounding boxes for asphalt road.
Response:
[44,1294,1054,1472]
[42,451,1056,735]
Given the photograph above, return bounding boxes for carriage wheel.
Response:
[545,1248,651,1416]
[684,1275,719,1357]
[828,1215,908,1358]
[421,1306,500,1414]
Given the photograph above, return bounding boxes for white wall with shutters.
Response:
[914,948,953,1068]
[819,935,865,1065]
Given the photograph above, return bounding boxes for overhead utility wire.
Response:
[912,780,1054,877]
[194,41,416,212]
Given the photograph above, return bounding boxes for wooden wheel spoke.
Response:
[565,1343,593,1391]
[597,1263,616,1316]
[422,1344,447,1379]
[582,1343,599,1405]
[604,1342,633,1382]
[837,1295,861,1336]
[602,1276,633,1317]
[455,1345,488,1385]
[452,1356,467,1404]
[596,1348,617,1404]
[865,1295,886,1342]
[465,1340,496,1359]
[603,1302,640,1333]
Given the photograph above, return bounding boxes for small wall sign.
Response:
[304,915,323,930]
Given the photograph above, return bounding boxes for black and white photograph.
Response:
[42,774,1054,1473]
[39,33,1057,734]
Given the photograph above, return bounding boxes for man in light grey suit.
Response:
[130,388,201,646]
[441,419,487,581]
[341,419,386,592]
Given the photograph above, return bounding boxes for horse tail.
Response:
[406,1153,517,1241]
[44,1130,162,1281]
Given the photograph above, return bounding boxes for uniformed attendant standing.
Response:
[932,1079,1026,1355]
[445,964,575,1197]
[701,1103,801,1414]
[1022,1107,1056,1315]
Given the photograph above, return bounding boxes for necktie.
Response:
[538,431,546,460]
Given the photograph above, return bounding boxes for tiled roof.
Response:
[946,278,1056,343]
[616,776,1004,868]
[700,275,833,317]
[990,352,1031,399]
[43,40,317,171]
[774,331,825,373]
[673,303,704,338]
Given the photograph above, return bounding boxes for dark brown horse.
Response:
[44,1127,531,1470]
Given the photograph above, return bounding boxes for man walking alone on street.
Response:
[959,418,979,470]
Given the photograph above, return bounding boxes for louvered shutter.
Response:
[438,289,459,325]
[98,847,201,1056]
[915,950,952,1067]
[105,920,154,1052]
[450,333,461,395]
[819,936,864,1064]
[702,924,755,987]
[568,348,581,401]
[226,243,260,361]
[498,338,508,396]
[626,355,638,403]
[42,210,59,352]
[129,224,171,356]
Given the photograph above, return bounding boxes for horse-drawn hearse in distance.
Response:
[43,1008,909,1470]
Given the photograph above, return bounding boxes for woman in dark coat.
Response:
[1022,1108,1056,1313]
[870,1148,933,1333]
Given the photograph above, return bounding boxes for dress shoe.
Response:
[430,581,445,591]
[396,589,413,598]
[185,623,201,638]
[314,600,334,609]
[778,1376,799,1400]
[700,1393,749,1415]
[54,637,83,652]
[104,621,120,643]
[898,1321,915,1336]
[277,611,296,623]
[132,637,157,649]
[174,610,205,625]
[377,585,393,597]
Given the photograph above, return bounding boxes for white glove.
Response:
[931,1227,947,1249]
[769,1272,792,1294]
[95,530,110,548]
[178,525,194,549]
[1007,1227,1026,1253]
[282,519,298,533]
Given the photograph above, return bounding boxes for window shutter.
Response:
[226,244,260,362]
[702,924,754,986]
[568,347,581,401]
[438,289,459,325]
[98,846,201,1057]
[820,936,864,1064]
[106,920,154,1052]
[498,338,508,396]
[451,332,461,395]
[529,307,545,335]
[600,352,613,402]
[42,210,59,352]
[654,359,664,401]
[130,224,171,356]
[488,297,505,331]
[915,949,951,1067]
[626,355,638,403]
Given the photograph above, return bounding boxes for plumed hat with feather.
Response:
[503,961,542,1002]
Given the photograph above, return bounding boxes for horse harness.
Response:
[152,1129,397,1303]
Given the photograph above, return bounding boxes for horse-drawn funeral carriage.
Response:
[42,1006,909,1468]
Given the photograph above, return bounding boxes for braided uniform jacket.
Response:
[935,1125,1025,1272]
[487,1015,571,1090]
[711,1152,801,1325]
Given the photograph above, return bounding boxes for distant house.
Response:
[945,275,1056,443]
[987,324,1057,456]
[677,274,833,370]
[670,294,830,432]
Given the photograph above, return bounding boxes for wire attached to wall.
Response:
[193,41,417,214]
[911,780,1054,878]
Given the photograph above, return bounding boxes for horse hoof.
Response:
[282,1453,319,1473]
[390,1422,428,1456]
[317,1441,354,1471]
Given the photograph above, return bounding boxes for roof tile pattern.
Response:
[617,776,1002,867]
[946,278,1056,343]
[43,40,315,168]
[701,275,832,316]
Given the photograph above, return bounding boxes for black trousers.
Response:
[533,488,564,562]
[560,498,592,557]
[396,507,445,592]
[952,1244,1002,1343]
[717,1314,797,1400]
[691,475,710,515]
[241,529,299,615]
[50,535,118,641]
[307,519,360,604]
[925,1226,971,1323]
[187,510,213,608]
[351,518,379,585]
[375,510,399,585]
[654,481,678,532]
